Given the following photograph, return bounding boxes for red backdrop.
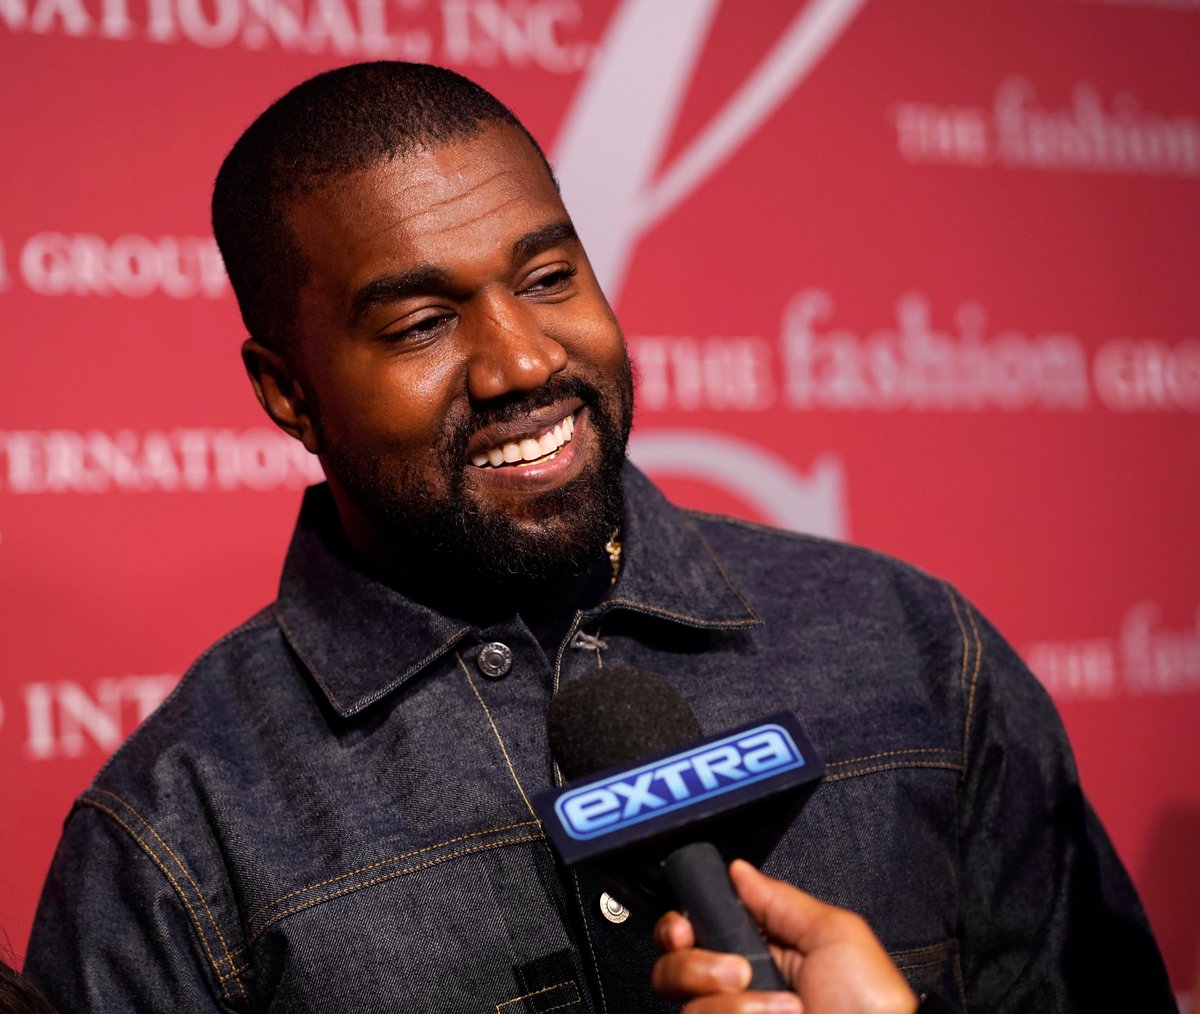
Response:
[3,0,1199,998]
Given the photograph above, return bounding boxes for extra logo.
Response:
[553,723,808,841]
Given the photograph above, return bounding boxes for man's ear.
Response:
[241,338,321,454]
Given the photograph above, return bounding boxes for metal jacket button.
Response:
[477,642,513,679]
[599,892,629,924]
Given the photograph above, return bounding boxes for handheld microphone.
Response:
[535,666,825,992]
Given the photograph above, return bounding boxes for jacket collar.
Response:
[274,464,759,718]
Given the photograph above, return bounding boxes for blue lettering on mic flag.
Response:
[554,724,807,841]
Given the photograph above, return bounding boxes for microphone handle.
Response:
[661,842,791,992]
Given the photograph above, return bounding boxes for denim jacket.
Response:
[26,466,1174,1013]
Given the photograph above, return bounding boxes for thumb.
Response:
[728,859,852,951]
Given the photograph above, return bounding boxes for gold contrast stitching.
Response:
[221,959,249,981]
[953,950,967,1009]
[894,956,947,972]
[90,791,246,980]
[569,869,607,1014]
[248,830,544,944]
[535,998,584,1014]
[273,610,346,713]
[276,607,476,716]
[457,653,538,819]
[247,820,540,924]
[826,748,958,767]
[597,598,758,629]
[943,585,970,696]
[496,980,578,1012]
[889,943,951,961]
[90,791,246,991]
[944,585,982,776]
[824,760,964,782]
[551,614,583,700]
[346,625,476,715]
[694,525,761,623]
[80,797,237,1003]
[961,599,984,758]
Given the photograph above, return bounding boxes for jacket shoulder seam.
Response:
[941,583,983,772]
[78,789,248,1004]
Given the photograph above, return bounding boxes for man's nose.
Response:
[465,294,568,401]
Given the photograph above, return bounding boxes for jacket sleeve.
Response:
[952,593,1176,1012]
[24,795,246,1014]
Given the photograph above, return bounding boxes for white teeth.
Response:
[471,412,577,468]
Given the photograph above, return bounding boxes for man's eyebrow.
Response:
[349,266,451,327]
[513,220,578,262]
[347,221,578,327]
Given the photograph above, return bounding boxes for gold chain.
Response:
[605,533,622,586]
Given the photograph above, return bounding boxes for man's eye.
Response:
[522,265,577,294]
[383,314,452,342]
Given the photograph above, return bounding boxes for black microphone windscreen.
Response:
[547,666,703,781]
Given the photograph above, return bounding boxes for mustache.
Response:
[445,375,606,452]
[474,375,603,427]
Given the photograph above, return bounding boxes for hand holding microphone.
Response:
[539,665,820,989]
[652,859,919,1014]
[536,666,923,1013]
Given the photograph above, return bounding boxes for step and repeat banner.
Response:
[3,0,1199,994]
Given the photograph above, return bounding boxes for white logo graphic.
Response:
[0,0,591,65]
[631,292,1200,415]
[1025,603,1200,700]
[24,674,179,759]
[0,428,324,493]
[19,232,229,299]
[629,429,848,539]
[555,0,867,303]
[1094,339,1200,413]
[782,289,1091,412]
[893,76,1200,178]
[629,334,775,413]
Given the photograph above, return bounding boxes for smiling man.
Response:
[225,71,634,609]
[25,63,1174,1014]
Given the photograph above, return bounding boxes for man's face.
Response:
[283,123,633,592]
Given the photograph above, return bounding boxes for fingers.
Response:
[654,909,696,954]
[678,993,803,1014]
[653,864,917,1014]
[726,862,919,1014]
[651,947,753,1000]
[728,860,868,952]
[653,911,801,1010]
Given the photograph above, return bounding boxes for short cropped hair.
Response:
[212,61,553,349]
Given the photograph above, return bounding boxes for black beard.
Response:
[318,362,634,606]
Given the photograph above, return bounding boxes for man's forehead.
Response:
[284,122,573,320]
[292,123,557,224]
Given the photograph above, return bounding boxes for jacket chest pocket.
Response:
[252,838,594,1013]
[495,950,586,1014]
